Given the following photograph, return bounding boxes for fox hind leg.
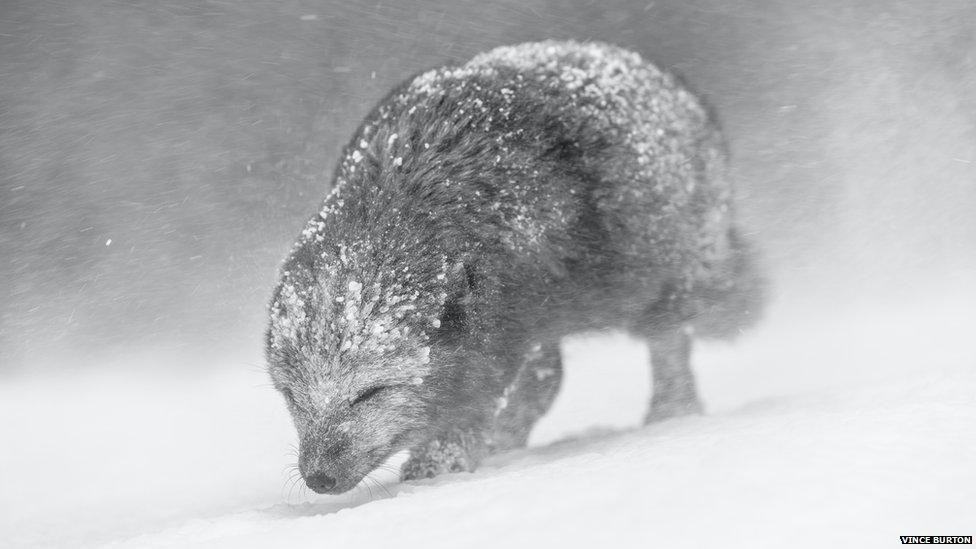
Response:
[644,326,703,423]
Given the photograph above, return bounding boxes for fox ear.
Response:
[446,260,476,300]
[436,261,475,335]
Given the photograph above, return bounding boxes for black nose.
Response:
[306,473,338,493]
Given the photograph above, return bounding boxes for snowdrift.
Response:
[2,297,973,548]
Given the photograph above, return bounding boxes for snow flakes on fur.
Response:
[264,40,763,492]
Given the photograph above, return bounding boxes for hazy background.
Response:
[1,0,974,372]
[2,2,975,547]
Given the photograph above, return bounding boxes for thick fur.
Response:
[265,41,764,494]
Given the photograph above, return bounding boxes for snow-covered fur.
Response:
[265,41,764,494]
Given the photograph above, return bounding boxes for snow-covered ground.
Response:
[2,294,974,548]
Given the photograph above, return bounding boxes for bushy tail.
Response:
[690,228,767,340]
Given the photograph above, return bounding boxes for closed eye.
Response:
[350,385,388,406]
[438,298,467,332]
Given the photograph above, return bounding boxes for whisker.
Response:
[288,474,305,502]
[282,463,302,500]
[365,474,393,498]
[286,444,299,459]
[363,478,374,500]
[351,480,368,502]
[287,472,302,489]
[286,476,296,502]
[282,476,292,501]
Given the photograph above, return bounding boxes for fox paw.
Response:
[400,432,485,481]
